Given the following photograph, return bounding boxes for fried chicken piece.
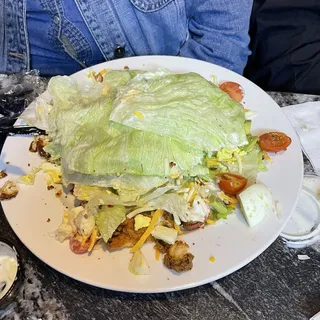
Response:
[154,239,171,254]
[0,180,19,200]
[163,240,194,272]
[107,218,153,250]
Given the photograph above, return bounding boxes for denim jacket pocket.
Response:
[130,0,175,12]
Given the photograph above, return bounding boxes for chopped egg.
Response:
[244,109,257,120]
[41,163,62,184]
[129,250,150,275]
[238,183,273,227]
[151,225,178,245]
[18,167,40,185]
[134,214,151,231]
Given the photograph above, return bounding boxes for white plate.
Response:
[1,56,304,293]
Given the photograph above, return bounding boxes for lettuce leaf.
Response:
[228,142,267,184]
[95,205,126,243]
[110,72,248,154]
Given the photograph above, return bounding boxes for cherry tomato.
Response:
[69,235,90,254]
[218,173,247,195]
[259,132,292,153]
[182,221,205,231]
[219,82,244,102]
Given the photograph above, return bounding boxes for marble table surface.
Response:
[1,91,320,320]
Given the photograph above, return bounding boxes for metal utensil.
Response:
[0,126,46,136]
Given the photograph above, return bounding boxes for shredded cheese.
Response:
[155,248,160,261]
[99,69,107,75]
[130,209,163,253]
[218,192,238,204]
[206,219,216,225]
[174,222,183,235]
[88,227,98,252]
[263,151,272,162]
[189,190,198,204]
[133,111,144,119]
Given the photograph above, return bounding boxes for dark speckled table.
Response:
[1,92,320,320]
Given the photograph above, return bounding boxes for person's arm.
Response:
[180,0,253,75]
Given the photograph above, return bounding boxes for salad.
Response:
[7,68,291,275]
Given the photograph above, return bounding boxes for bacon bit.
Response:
[47,185,54,190]
[133,111,144,120]
[155,248,161,261]
[55,189,62,198]
[0,170,7,179]
[107,204,114,208]
[47,218,51,223]
[131,209,163,253]
[206,219,216,225]
[124,66,129,70]
[209,256,216,263]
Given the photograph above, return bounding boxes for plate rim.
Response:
[1,55,304,293]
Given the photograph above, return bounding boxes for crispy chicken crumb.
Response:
[55,189,62,198]
[0,180,19,200]
[0,170,7,179]
[161,211,174,229]
[29,136,51,159]
[163,240,194,272]
[154,239,171,254]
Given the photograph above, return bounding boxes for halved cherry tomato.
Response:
[259,132,292,153]
[218,173,247,195]
[219,82,244,102]
[69,234,90,254]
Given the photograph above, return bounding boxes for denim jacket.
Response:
[0,0,253,75]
